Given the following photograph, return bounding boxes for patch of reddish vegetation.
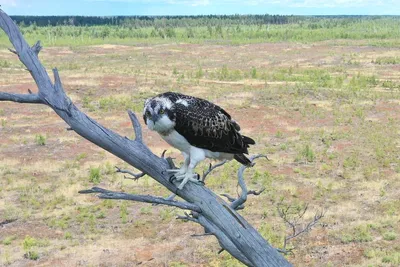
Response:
[332,141,353,152]
[99,75,138,93]
[1,83,38,94]
[0,221,63,239]
[303,243,364,266]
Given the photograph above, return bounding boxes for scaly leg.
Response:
[175,168,201,190]
[165,150,204,189]
[175,158,203,190]
[166,152,190,176]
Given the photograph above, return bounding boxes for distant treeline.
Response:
[9,14,389,28]
[10,14,302,27]
[2,15,399,47]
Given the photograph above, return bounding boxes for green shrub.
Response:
[35,134,46,146]
[89,167,101,184]
[383,231,397,241]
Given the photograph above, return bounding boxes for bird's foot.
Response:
[170,172,203,190]
[165,168,186,183]
[165,169,182,173]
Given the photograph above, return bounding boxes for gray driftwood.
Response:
[0,9,291,266]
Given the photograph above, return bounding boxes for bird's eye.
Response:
[159,109,165,114]
[146,111,151,117]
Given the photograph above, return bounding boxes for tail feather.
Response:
[243,135,255,145]
[234,154,255,167]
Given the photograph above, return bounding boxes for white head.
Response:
[143,97,176,135]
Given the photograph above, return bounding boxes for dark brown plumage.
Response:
[150,92,255,166]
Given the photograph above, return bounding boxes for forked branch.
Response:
[231,154,269,210]
[277,202,325,252]
[202,160,228,181]
[115,166,145,180]
[0,92,42,104]
[79,187,201,212]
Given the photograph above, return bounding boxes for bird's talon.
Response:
[166,169,180,173]
[169,175,177,183]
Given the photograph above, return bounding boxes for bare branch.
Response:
[31,40,42,55]
[202,160,227,182]
[231,154,269,210]
[152,193,176,207]
[115,166,145,180]
[285,210,324,242]
[220,193,245,210]
[8,48,17,54]
[128,110,142,142]
[0,92,43,104]
[221,193,236,203]
[277,202,325,251]
[191,233,214,237]
[53,68,64,92]
[277,248,294,256]
[222,187,264,211]
[79,187,201,212]
[176,212,199,223]
[248,188,266,196]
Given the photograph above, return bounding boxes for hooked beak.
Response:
[151,114,159,122]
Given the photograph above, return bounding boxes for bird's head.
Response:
[143,97,175,134]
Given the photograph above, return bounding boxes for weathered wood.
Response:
[0,9,292,266]
[79,187,201,212]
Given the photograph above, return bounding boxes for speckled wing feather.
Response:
[159,92,254,154]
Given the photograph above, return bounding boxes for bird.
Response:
[143,92,255,190]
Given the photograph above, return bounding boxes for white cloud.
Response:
[1,0,18,7]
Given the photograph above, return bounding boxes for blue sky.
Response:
[1,0,399,16]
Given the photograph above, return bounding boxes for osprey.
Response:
[143,92,255,189]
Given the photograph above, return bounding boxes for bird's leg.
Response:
[166,152,189,175]
[166,153,190,183]
[175,168,201,190]
[174,159,203,190]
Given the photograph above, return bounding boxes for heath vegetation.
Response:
[1,14,400,266]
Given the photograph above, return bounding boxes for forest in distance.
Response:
[0,14,399,47]
[11,14,394,27]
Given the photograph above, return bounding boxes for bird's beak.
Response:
[152,114,159,122]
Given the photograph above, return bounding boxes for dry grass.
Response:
[1,41,400,266]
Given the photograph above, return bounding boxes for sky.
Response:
[1,0,399,16]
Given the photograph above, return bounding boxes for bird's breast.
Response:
[161,130,192,154]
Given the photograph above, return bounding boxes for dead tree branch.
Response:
[114,150,171,180]
[0,92,43,104]
[176,212,199,223]
[277,202,325,252]
[79,187,201,212]
[202,160,228,181]
[115,166,145,180]
[128,110,142,142]
[231,154,269,210]
[31,40,42,55]
[0,9,291,267]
